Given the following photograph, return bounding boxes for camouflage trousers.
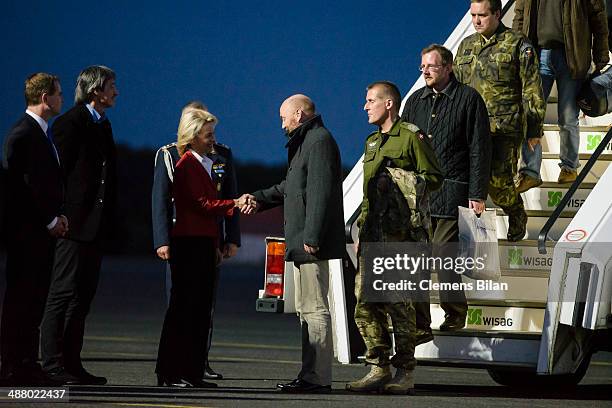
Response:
[489,134,525,216]
[354,253,417,370]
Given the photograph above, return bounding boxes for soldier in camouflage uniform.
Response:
[454,0,545,241]
[346,81,443,395]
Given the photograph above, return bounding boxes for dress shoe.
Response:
[46,368,82,385]
[70,367,107,385]
[157,374,217,388]
[507,207,527,242]
[277,378,331,394]
[515,173,542,194]
[439,314,466,331]
[12,363,57,386]
[276,377,300,389]
[203,363,223,380]
[558,168,577,184]
[415,328,434,345]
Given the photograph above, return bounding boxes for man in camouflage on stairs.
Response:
[454,0,546,241]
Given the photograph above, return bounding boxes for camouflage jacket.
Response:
[358,120,443,241]
[454,24,545,139]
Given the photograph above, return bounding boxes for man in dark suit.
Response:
[152,101,240,380]
[1,73,68,385]
[40,65,118,385]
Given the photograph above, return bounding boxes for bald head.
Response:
[279,94,316,134]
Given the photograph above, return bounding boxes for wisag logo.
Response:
[467,308,482,325]
[466,308,514,327]
[508,248,522,267]
[548,191,563,207]
[586,134,602,151]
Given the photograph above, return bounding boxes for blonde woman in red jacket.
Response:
[155,109,241,388]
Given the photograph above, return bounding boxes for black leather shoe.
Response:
[277,377,300,389]
[46,368,82,385]
[5,366,55,386]
[439,314,466,331]
[277,378,331,394]
[157,374,217,388]
[70,368,107,385]
[203,363,223,380]
[415,328,434,345]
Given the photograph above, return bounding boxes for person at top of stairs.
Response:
[513,0,609,190]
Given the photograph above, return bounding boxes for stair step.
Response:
[542,127,612,155]
[425,304,546,333]
[543,124,610,132]
[498,238,552,246]
[428,330,541,340]
[535,181,596,189]
[521,184,592,213]
[541,159,610,183]
[497,241,554,272]
[496,213,570,241]
[542,153,612,161]
[494,208,573,218]
[486,183,594,213]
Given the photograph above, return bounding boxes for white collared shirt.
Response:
[189,149,213,178]
[25,110,48,134]
[85,103,102,122]
[25,110,58,230]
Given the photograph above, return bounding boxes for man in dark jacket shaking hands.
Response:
[242,94,344,394]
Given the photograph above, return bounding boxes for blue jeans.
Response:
[520,48,583,179]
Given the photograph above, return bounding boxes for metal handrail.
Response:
[538,126,612,254]
[345,208,361,244]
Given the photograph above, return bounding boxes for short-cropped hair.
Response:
[74,65,116,104]
[177,109,218,156]
[366,81,402,111]
[25,73,59,106]
[421,44,454,66]
[471,0,502,14]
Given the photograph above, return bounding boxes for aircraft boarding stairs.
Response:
[339,97,612,388]
[329,0,612,386]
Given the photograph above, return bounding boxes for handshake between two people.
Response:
[233,193,259,215]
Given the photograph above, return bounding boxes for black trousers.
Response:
[0,230,55,375]
[165,262,221,363]
[156,237,216,379]
[415,217,468,330]
[41,238,102,372]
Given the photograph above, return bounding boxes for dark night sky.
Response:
[1,0,466,166]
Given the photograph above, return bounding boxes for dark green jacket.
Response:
[358,120,443,230]
[253,115,345,262]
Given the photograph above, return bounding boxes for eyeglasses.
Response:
[419,64,445,72]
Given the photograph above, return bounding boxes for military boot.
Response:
[345,365,392,393]
[383,368,415,395]
[507,207,527,242]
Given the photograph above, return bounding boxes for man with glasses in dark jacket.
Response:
[401,44,491,339]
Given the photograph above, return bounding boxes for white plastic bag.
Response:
[457,206,500,281]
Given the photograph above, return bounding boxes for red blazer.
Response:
[171,150,234,240]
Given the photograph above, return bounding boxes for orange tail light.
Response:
[264,241,286,297]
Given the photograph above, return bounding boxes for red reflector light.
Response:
[265,241,286,297]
